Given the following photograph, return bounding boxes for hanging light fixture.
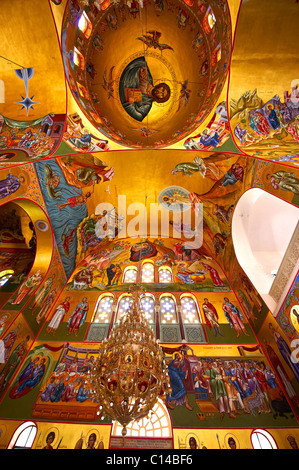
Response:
[91,283,171,437]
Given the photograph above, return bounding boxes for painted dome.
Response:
[62,0,232,148]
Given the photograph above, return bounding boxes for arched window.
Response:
[73,47,85,70]
[123,266,138,284]
[0,270,14,287]
[141,262,155,284]
[159,295,178,324]
[115,294,133,323]
[232,188,299,313]
[112,399,172,438]
[180,294,206,343]
[139,293,156,324]
[211,43,221,66]
[180,294,201,324]
[93,294,114,324]
[158,266,173,284]
[97,0,111,12]
[78,11,92,38]
[7,421,37,449]
[203,6,216,33]
[77,82,89,100]
[251,429,278,449]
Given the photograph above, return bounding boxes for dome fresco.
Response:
[62,0,231,148]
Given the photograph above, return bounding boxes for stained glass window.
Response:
[78,11,92,39]
[160,295,178,324]
[93,295,114,323]
[181,295,200,324]
[140,293,156,323]
[123,266,138,284]
[158,266,173,284]
[112,399,171,438]
[141,262,155,283]
[115,295,133,323]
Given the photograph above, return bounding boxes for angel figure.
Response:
[136,30,174,54]
[102,66,116,99]
[177,80,191,112]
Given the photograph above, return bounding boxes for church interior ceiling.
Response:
[0,0,299,451]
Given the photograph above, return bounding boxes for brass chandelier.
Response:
[91,283,171,437]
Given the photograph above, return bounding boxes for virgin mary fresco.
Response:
[119,56,171,122]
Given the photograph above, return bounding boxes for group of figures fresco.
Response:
[1,337,297,428]
[62,113,110,153]
[230,86,299,157]
[65,237,230,293]
[34,354,97,407]
[0,323,32,400]
[165,349,295,422]
[184,101,231,151]
[0,0,299,449]
[2,344,101,421]
[0,113,65,162]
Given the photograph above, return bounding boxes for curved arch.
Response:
[115,292,133,323]
[159,293,178,324]
[7,421,37,449]
[180,293,202,324]
[141,260,155,283]
[92,293,115,323]
[158,266,173,284]
[0,198,53,309]
[0,269,14,287]
[250,428,278,449]
[232,188,299,313]
[122,265,138,284]
[139,292,156,323]
[111,398,172,438]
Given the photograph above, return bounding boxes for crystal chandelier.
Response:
[91,284,171,437]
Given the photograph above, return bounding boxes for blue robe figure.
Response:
[17,358,38,384]
[200,131,220,148]
[119,56,154,122]
[223,299,244,329]
[268,106,280,129]
[16,362,45,394]
[0,174,24,200]
[76,382,89,402]
[166,354,188,406]
[41,380,56,402]
[50,381,65,402]
[176,266,195,284]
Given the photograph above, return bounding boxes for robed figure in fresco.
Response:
[222,297,250,338]
[67,297,89,336]
[0,174,25,200]
[165,352,193,411]
[119,56,171,122]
